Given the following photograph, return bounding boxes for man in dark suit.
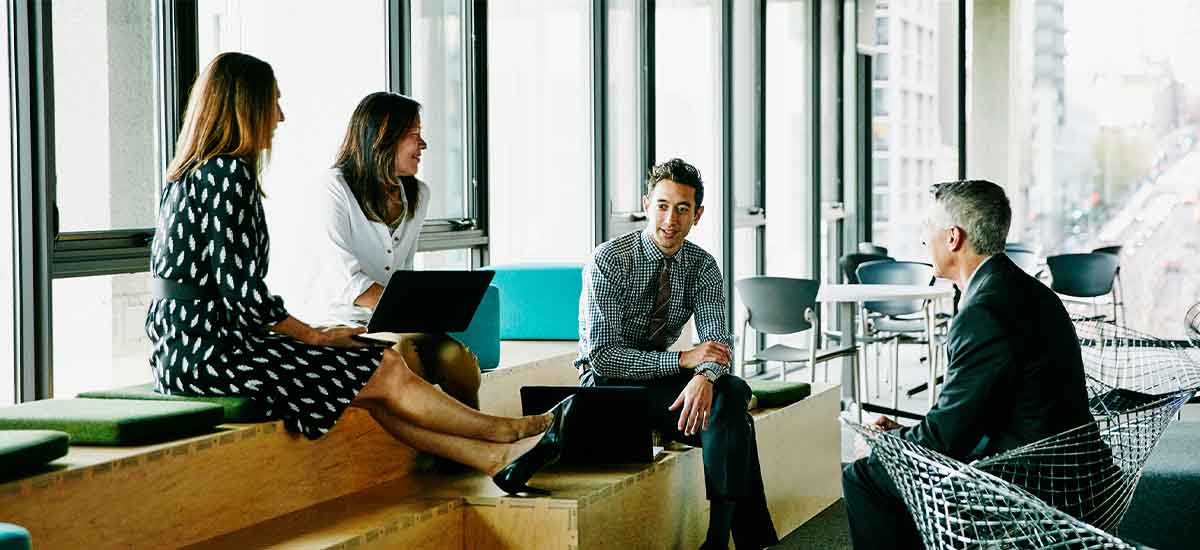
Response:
[842,180,1095,549]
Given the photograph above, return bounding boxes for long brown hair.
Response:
[333,92,422,223]
[166,52,278,184]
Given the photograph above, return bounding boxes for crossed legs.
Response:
[351,340,546,476]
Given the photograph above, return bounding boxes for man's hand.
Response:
[679,342,731,369]
[668,375,714,437]
[872,415,902,431]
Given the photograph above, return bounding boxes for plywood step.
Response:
[185,482,463,550]
[0,343,579,550]
[185,383,842,550]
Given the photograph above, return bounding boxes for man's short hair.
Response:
[929,180,1011,256]
[646,158,704,207]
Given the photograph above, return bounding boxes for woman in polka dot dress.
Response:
[145,52,572,493]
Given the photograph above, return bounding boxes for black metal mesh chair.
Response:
[1186,302,1200,348]
[846,420,1142,550]
[1047,253,1122,324]
[735,277,856,382]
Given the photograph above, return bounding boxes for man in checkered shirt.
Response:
[576,158,777,550]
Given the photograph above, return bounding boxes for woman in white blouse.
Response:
[308,92,480,409]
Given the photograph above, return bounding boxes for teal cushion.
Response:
[484,264,582,340]
[0,430,69,474]
[747,380,812,408]
[77,383,263,422]
[0,399,224,445]
[0,523,30,550]
[450,285,501,371]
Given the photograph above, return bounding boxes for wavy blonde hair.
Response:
[166,52,277,186]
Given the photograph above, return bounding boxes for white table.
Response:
[816,282,957,421]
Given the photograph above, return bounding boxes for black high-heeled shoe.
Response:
[492,395,575,496]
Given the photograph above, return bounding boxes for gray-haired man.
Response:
[842,180,1094,549]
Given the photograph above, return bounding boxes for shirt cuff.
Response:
[658,351,683,378]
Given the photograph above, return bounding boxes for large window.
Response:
[412,0,467,222]
[195,0,389,323]
[764,0,811,279]
[605,0,646,229]
[656,0,723,263]
[487,1,593,264]
[872,0,959,261]
[52,273,152,398]
[1,1,13,404]
[47,0,161,396]
[52,0,159,234]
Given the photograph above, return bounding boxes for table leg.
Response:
[857,302,871,423]
[838,301,862,423]
[925,302,937,408]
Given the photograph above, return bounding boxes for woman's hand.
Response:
[311,326,368,348]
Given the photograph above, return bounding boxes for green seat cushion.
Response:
[78,383,263,422]
[0,399,224,445]
[0,523,30,550]
[748,380,812,408]
[0,430,69,474]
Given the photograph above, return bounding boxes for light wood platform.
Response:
[188,383,842,550]
[0,342,577,550]
[1,339,841,549]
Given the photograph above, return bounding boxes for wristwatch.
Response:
[695,365,722,383]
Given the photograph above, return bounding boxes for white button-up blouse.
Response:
[302,168,429,326]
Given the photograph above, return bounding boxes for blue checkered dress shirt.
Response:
[575,230,733,380]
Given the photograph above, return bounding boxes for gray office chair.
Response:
[1047,253,1122,324]
[735,277,855,382]
[839,253,893,284]
[846,420,1142,550]
[1005,241,1035,254]
[857,242,889,256]
[855,260,944,408]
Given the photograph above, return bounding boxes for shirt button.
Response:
[386,249,392,254]
[385,266,391,271]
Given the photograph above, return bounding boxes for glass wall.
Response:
[52,0,159,233]
[1,1,13,404]
[52,273,152,398]
[606,0,645,225]
[195,0,389,323]
[48,0,160,396]
[764,0,811,279]
[486,0,593,264]
[871,0,959,261]
[731,0,763,372]
[412,0,467,221]
[1006,0,1199,336]
[655,0,723,264]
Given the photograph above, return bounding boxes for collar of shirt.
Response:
[961,254,995,301]
[637,230,691,268]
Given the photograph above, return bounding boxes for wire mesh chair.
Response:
[1073,318,1200,399]
[846,420,1141,550]
[970,390,1193,533]
[1186,302,1200,348]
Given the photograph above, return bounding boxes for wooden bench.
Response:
[0,341,842,549]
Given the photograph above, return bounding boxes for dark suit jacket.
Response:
[899,253,1093,461]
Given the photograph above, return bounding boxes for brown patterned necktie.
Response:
[647,257,675,349]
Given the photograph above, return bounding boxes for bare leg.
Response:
[363,404,545,477]
[407,335,482,410]
[354,346,548,443]
[433,342,482,410]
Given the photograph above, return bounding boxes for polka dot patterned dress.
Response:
[145,156,384,439]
